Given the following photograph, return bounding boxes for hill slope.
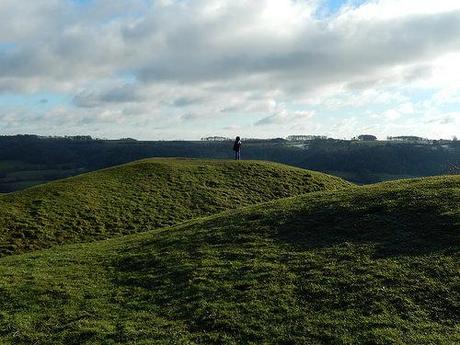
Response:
[0,175,458,344]
[0,158,351,256]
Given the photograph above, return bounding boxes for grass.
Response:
[326,170,419,185]
[0,158,351,256]
[0,174,458,344]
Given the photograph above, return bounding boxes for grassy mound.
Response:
[0,158,351,256]
[0,175,458,344]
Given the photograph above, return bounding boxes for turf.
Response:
[0,175,458,344]
[0,158,351,256]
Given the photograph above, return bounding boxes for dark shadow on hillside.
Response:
[108,187,460,342]
[263,199,460,258]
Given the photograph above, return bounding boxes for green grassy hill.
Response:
[0,175,458,344]
[0,158,351,256]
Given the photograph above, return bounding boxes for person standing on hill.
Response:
[233,136,242,160]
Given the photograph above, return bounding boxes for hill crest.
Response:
[0,158,352,256]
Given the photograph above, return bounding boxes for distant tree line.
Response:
[0,135,459,191]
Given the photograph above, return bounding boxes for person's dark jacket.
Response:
[233,140,241,152]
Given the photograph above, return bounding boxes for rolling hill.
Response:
[0,175,458,344]
[0,158,351,256]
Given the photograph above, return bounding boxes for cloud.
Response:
[179,113,201,122]
[382,109,401,121]
[173,97,206,108]
[425,115,456,125]
[255,109,314,126]
[1,0,460,139]
[398,102,415,114]
[1,1,460,92]
[72,84,142,108]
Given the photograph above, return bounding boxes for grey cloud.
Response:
[73,85,141,108]
[1,1,460,96]
[179,113,202,122]
[0,46,53,78]
[403,64,433,82]
[255,111,313,126]
[254,114,285,126]
[220,106,240,113]
[173,97,205,107]
[134,9,460,90]
[426,116,455,125]
[345,79,380,91]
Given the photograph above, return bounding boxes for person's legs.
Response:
[237,151,241,160]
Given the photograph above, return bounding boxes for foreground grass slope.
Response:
[0,158,351,256]
[0,175,458,344]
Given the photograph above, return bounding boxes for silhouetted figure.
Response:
[233,136,242,160]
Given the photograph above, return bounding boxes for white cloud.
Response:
[382,109,401,121]
[398,103,415,114]
[0,0,459,138]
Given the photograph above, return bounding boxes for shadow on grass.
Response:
[269,206,459,258]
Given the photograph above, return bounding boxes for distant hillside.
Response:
[0,158,351,256]
[1,135,459,192]
[0,175,458,344]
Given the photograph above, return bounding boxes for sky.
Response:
[0,0,459,140]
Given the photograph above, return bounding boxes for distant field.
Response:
[0,160,44,172]
[0,160,85,193]
[0,174,458,344]
[1,136,458,192]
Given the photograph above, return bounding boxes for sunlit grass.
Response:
[0,158,351,256]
